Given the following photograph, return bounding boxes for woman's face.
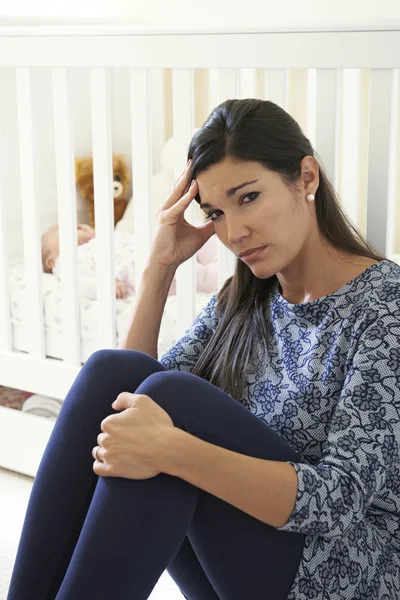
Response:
[196,156,318,280]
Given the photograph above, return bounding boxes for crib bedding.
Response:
[8,262,213,361]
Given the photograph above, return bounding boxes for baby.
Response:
[41,223,218,299]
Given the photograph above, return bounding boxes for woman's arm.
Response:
[162,427,298,528]
[162,304,400,535]
[118,161,214,357]
[118,264,176,357]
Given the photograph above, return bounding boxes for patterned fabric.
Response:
[160,259,400,599]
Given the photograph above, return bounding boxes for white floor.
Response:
[0,467,183,599]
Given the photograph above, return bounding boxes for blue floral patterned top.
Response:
[160,259,400,599]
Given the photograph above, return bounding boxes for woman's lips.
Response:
[240,246,268,262]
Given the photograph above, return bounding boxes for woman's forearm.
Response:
[118,263,176,357]
[161,428,298,528]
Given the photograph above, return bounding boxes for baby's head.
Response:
[41,223,95,273]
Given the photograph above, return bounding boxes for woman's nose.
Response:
[226,218,249,246]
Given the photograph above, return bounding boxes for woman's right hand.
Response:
[148,161,215,269]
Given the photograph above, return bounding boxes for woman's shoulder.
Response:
[355,259,400,308]
[348,259,400,337]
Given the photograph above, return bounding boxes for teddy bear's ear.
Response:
[113,154,127,166]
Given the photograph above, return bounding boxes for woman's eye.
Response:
[205,211,221,222]
[205,192,259,222]
[242,192,259,203]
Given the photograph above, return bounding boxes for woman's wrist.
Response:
[143,261,177,285]
[157,427,192,476]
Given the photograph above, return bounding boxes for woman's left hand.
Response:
[92,393,175,479]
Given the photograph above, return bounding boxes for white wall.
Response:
[108,0,400,25]
[0,0,109,18]
[1,0,399,25]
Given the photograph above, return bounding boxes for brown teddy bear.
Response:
[75,154,131,228]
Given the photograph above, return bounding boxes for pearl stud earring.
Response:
[306,194,315,202]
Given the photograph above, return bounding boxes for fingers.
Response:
[161,160,193,211]
[165,179,198,220]
[116,280,126,299]
[92,445,103,462]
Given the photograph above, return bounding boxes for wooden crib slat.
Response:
[239,68,258,98]
[209,68,240,108]
[52,67,81,366]
[149,68,166,174]
[386,69,399,260]
[208,68,219,108]
[315,69,340,186]
[129,68,153,293]
[305,69,317,152]
[90,68,116,349]
[366,69,393,255]
[336,69,362,231]
[172,68,196,336]
[287,69,309,141]
[0,162,12,352]
[15,67,46,359]
[263,69,289,111]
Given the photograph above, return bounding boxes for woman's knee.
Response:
[137,370,204,414]
[84,349,157,376]
[77,350,164,396]
[140,370,198,391]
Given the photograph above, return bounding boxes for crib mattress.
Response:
[8,262,214,362]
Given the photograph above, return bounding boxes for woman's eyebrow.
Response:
[199,179,259,209]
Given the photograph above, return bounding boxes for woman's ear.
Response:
[301,156,319,188]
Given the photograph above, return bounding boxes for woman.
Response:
[7,99,400,600]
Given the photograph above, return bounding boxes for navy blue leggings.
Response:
[7,350,305,600]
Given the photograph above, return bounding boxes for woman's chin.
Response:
[248,263,274,279]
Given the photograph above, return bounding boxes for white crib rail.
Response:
[387,69,400,258]
[15,67,46,359]
[52,67,81,367]
[315,69,340,185]
[130,68,154,292]
[0,156,12,353]
[264,69,289,112]
[367,69,398,255]
[337,70,363,227]
[90,68,117,349]
[0,22,399,400]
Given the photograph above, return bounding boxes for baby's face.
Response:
[46,224,95,258]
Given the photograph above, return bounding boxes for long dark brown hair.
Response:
[188,98,387,400]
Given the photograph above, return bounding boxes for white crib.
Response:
[0,20,399,477]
